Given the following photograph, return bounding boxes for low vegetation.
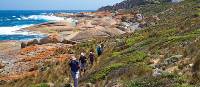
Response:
[1,0,200,87]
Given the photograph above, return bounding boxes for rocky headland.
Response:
[1,0,198,86]
[0,10,145,82]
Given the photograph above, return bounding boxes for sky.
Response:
[0,0,123,10]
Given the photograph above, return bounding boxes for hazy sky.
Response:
[0,0,123,10]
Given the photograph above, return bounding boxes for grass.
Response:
[122,51,147,64]
[89,63,125,83]
[1,0,200,87]
[127,73,190,87]
[30,83,49,87]
[126,33,145,46]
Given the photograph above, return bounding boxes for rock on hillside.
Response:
[24,21,74,34]
[70,27,125,41]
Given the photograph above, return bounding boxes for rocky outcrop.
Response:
[24,21,74,34]
[27,39,39,46]
[70,27,125,41]
[39,34,62,44]
[62,39,76,45]
[21,42,27,48]
[21,39,39,48]
[0,63,4,69]
[21,34,62,48]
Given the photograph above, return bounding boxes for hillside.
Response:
[1,0,200,87]
[98,0,176,11]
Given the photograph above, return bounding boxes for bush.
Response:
[112,52,121,57]
[126,33,145,46]
[90,63,124,83]
[127,74,189,87]
[30,83,49,87]
[124,51,147,64]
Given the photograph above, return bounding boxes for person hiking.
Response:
[89,51,95,66]
[79,52,87,73]
[69,55,80,87]
[100,43,104,53]
[96,44,102,56]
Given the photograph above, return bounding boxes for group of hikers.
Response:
[68,44,104,87]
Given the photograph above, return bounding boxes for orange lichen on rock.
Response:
[19,44,68,62]
[0,71,38,81]
[0,43,71,82]
[20,46,38,55]
[55,54,70,62]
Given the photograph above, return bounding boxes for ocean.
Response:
[0,10,93,41]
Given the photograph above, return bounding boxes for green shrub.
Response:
[126,33,145,46]
[127,74,189,87]
[90,63,124,83]
[112,52,121,57]
[174,83,194,87]
[124,51,147,63]
[159,28,177,37]
[195,12,200,17]
[30,83,49,87]
[189,29,200,35]
[167,34,197,42]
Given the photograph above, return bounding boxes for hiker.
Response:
[96,44,102,56]
[69,55,80,87]
[89,51,95,66]
[79,52,87,73]
[100,43,104,53]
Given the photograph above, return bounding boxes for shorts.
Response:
[80,63,86,69]
[71,71,79,79]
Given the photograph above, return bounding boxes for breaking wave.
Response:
[21,15,65,21]
[0,25,36,35]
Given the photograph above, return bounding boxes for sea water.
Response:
[0,10,93,41]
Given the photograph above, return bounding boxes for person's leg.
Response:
[79,63,83,77]
[74,78,78,87]
[80,63,83,71]
[74,71,79,87]
[99,51,102,55]
[91,59,94,66]
[90,60,92,66]
[71,71,76,87]
[97,50,101,56]
[83,63,86,72]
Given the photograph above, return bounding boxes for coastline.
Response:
[0,10,140,81]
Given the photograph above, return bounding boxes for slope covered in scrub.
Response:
[1,0,200,87]
[98,0,172,11]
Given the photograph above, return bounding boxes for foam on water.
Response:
[0,25,36,35]
[0,25,47,41]
[21,15,65,21]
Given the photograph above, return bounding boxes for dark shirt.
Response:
[89,53,94,61]
[96,46,102,54]
[79,55,87,64]
[69,60,79,72]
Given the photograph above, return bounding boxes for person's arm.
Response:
[93,53,95,57]
[77,61,80,69]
